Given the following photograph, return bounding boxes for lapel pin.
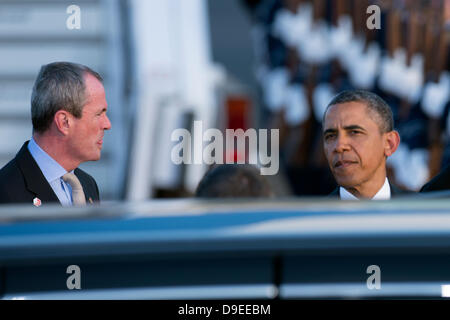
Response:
[33,197,42,207]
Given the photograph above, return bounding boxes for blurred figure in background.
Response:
[421,163,450,192]
[322,90,404,199]
[0,62,111,206]
[195,164,274,198]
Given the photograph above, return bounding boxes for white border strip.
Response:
[281,282,450,298]
[2,284,277,300]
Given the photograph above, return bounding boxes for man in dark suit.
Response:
[322,90,403,200]
[0,62,111,206]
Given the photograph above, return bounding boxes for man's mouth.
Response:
[334,160,357,168]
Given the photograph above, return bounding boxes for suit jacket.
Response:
[420,164,450,192]
[0,141,99,206]
[329,182,409,198]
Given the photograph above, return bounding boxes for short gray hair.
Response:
[323,90,394,133]
[31,62,103,133]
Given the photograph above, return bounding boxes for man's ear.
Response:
[384,130,400,157]
[54,110,71,135]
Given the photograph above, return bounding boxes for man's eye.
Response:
[324,134,335,140]
[350,130,360,135]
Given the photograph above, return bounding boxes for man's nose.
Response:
[334,134,350,153]
[103,114,112,130]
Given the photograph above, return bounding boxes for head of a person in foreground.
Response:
[195,164,274,198]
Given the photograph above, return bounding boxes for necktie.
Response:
[62,173,86,206]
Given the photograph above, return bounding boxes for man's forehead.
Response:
[84,73,104,90]
[324,101,376,127]
[82,74,107,112]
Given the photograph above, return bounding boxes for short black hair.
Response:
[323,90,394,133]
[195,164,273,198]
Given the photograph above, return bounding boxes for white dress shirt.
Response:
[28,138,74,206]
[339,177,391,200]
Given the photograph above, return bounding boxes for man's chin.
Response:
[88,152,101,162]
[334,176,359,189]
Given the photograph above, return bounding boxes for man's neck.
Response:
[343,175,388,199]
[33,133,79,172]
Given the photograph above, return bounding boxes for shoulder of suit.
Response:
[0,157,21,183]
[0,157,26,202]
[0,141,33,182]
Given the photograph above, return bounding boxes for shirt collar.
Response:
[339,177,391,200]
[28,137,68,182]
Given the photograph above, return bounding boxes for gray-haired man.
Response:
[0,62,111,206]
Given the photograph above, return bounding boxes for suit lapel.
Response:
[15,141,60,203]
[329,187,340,197]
